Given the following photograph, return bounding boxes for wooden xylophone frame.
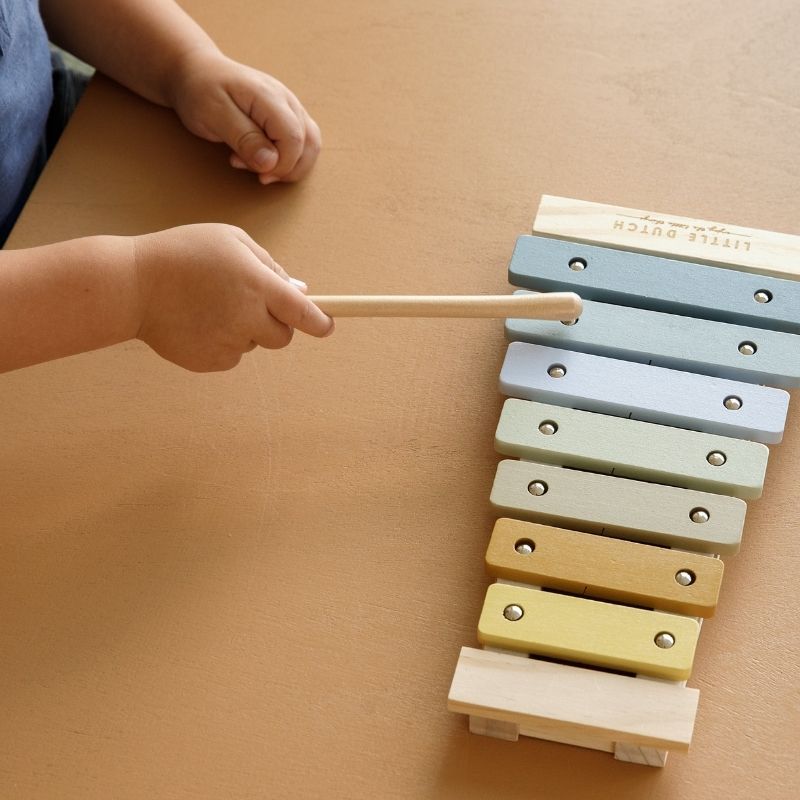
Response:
[447,196,799,767]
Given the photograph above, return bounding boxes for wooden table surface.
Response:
[2,1,798,797]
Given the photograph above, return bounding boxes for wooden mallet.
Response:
[306,292,582,320]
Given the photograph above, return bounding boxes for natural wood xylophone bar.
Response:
[532,195,800,280]
[450,647,699,759]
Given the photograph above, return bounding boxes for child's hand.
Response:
[169,49,321,185]
[133,223,333,371]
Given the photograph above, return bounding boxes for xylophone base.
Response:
[448,647,699,768]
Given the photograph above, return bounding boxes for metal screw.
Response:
[538,421,558,435]
[738,341,757,356]
[706,451,726,466]
[654,632,675,649]
[528,481,548,496]
[503,604,524,621]
[548,364,566,379]
[724,395,742,411]
[515,538,535,555]
[690,508,710,524]
[675,570,696,586]
[560,319,579,326]
[754,290,772,304]
[568,258,587,271]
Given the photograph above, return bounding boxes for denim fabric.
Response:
[0,0,53,244]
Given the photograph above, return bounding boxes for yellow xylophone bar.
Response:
[477,582,700,681]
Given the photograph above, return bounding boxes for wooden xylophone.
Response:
[447,196,800,766]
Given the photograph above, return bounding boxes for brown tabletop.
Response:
[2,1,798,797]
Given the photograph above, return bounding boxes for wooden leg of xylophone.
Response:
[613,742,668,767]
[468,714,520,742]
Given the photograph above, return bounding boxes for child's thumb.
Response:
[221,109,279,173]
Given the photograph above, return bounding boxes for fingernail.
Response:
[230,159,247,169]
[259,174,280,186]
[288,277,307,290]
[254,148,274,167]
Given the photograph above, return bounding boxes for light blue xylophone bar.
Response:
[499,342,789,444]
[508,235,800,334]
[505,293,800,388]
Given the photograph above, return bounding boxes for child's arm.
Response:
[0,224,333,374]
[39,0,320,184]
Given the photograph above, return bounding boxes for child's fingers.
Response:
[214,97,280,173]
[229,152,278,182]
[229,229,329,337]
[279,111,321,183]
[262,271,334,339]
[224,86,320,183]
[245,92,309,180]
[233,230,307,291]
[252,313,294,350]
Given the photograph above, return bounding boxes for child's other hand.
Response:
[169,49,321,185]
[133,224,333,372]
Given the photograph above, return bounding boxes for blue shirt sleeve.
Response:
[0,0,53,243]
